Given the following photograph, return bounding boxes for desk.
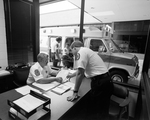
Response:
[0,77,91,120]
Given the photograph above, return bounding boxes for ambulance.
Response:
[40,26,139,83]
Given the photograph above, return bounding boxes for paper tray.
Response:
[8,107,50,120]
[8,90,51,119]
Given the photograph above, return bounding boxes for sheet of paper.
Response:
[32,81,60,91]
[69,70,76,74]
[51,83,71,95]
[57,84,71,90]
[56,69,69,82]
[51,87,68,95]
[13,94,45,112]
[15,85,41,95]
[63,82,75,90]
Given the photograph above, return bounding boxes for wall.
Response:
[0,0,8,70]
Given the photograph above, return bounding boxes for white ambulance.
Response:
[40,26,139,83]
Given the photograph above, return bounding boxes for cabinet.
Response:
[0,73,15,93]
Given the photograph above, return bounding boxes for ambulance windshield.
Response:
[104,39,122,53]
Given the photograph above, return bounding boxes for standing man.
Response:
[51,36,62,67]
[67,41,113,120]
[27,53,62,84]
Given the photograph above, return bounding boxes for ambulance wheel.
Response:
[110,70,128,83]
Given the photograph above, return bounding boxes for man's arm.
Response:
[67,68,85,101]
[74,68,85,91]
[36,77,62,84]
[50,69,59,76]
[67,71,77,78]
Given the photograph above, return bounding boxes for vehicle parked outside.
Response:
[40,26,139,83]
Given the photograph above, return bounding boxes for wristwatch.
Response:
[73,90,78,93]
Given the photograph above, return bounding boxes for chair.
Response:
[109,83,131,120]
[13,67,30,87]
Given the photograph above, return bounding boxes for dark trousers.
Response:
[51,52,59,67]
[85,73,113,120]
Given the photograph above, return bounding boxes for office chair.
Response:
[109,83,131,120]
[13,66,30,87]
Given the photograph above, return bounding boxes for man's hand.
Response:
[56,77,63,83]
[67,93,80,102]
[67,73,73,78]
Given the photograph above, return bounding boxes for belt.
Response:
[91,72,109,80]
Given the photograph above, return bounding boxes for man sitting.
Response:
[27,53,62,84]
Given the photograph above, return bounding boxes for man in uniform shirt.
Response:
[67,41,113,120]
[27,53,62,84]
[51,36,62,67]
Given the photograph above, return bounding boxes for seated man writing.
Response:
[27,53,62,84]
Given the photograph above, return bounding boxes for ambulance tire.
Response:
[110,70,128,83]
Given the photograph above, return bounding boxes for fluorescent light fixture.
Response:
[40,1,78,14]
[90,11,114,16]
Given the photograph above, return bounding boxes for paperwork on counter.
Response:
[32,81,60,91]
[13,94,45,112]
[15,85,41,95]
[32,69,76,93]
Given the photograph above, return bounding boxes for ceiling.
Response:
[39,0,150,27]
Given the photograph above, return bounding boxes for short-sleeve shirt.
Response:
[51,40,60,52]
[76,47,108,78]
[27,62,53,83]
[51,40,61,59]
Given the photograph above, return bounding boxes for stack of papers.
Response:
[13,94,45,112]
[15,85,41,95]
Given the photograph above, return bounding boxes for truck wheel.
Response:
[110,70,128,83]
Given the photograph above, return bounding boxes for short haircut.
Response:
[70,40,84,49]
[62,55,73,68]
[56,36,62,42]
[37,53,48,62]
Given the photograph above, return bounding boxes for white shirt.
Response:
[51,40,59,53]
[27,62,53,84]
[51,40,61,59]
[76,47,108,78]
